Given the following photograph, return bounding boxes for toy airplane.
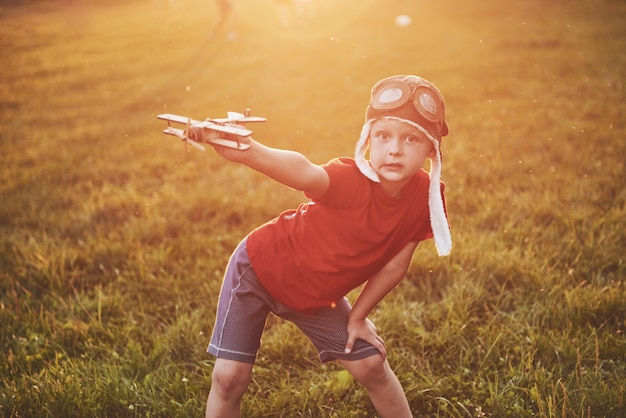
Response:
[157,109,266,151]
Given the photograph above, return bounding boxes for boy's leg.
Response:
[338,356,412,418]
[205,238,269,417]
[278,299,411,417]
[206,358,253,418]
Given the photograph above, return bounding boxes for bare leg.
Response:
[206,358,253,418]
[339,355,412,418]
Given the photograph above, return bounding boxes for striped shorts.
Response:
[207,238,381,364]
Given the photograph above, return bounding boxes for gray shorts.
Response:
[207,238,381,364]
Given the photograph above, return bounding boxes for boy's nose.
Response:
[389,138,403,155]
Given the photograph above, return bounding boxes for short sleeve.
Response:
[305,158,369,209]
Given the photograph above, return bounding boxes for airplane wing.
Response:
[157,113,203,125]
[211,112,267,124]
[162,127,251,150]
[239,116,267,123]
[193,121,253,136]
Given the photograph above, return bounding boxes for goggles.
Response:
[367,75,449,139]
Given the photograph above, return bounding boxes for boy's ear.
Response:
[428,145,437,159]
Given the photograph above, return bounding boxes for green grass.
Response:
[1,0,625,416]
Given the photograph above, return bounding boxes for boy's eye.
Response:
[375,132,389,141]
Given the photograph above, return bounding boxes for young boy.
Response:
[204,75,452,417]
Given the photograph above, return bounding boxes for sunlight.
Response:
[235,0,384,40]
[3,0,624,415]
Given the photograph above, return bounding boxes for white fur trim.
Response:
[428,141,452,256]
[355,120,380,182]
[355,117,452,256]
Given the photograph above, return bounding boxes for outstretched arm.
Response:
[211,136,330,197]
[344,241,419,358]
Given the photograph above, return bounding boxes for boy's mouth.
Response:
[384,163,403,169]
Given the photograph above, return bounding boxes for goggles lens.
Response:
[371,80,411,110]
[379,88,404,104]
[413,86,442,122]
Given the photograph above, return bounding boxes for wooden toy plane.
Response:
[157,109,266,151]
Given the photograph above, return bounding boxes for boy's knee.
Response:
[344,355,389,388]
[211,360,252,398]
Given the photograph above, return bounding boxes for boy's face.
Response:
[368,118,435,197]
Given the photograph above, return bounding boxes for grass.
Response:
[1,0,625,416]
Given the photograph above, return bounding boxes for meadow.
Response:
[0,0,624,416]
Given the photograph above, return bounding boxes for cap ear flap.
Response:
[428,145,452,256]
[355,120,380,182]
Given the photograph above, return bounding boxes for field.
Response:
[1,0,625,416]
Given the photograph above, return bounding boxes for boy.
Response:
[205,75,452,417]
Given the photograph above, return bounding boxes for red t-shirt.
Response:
[246,157,443,313]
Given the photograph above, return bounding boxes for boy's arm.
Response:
[211,137,330,197]
[344,241,419,358]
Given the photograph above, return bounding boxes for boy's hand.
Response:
[344,317,387,360]
[210,134,252,163]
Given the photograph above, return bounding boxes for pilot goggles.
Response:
[367,76,449,138]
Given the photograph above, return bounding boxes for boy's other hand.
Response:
[345,317,387,359]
